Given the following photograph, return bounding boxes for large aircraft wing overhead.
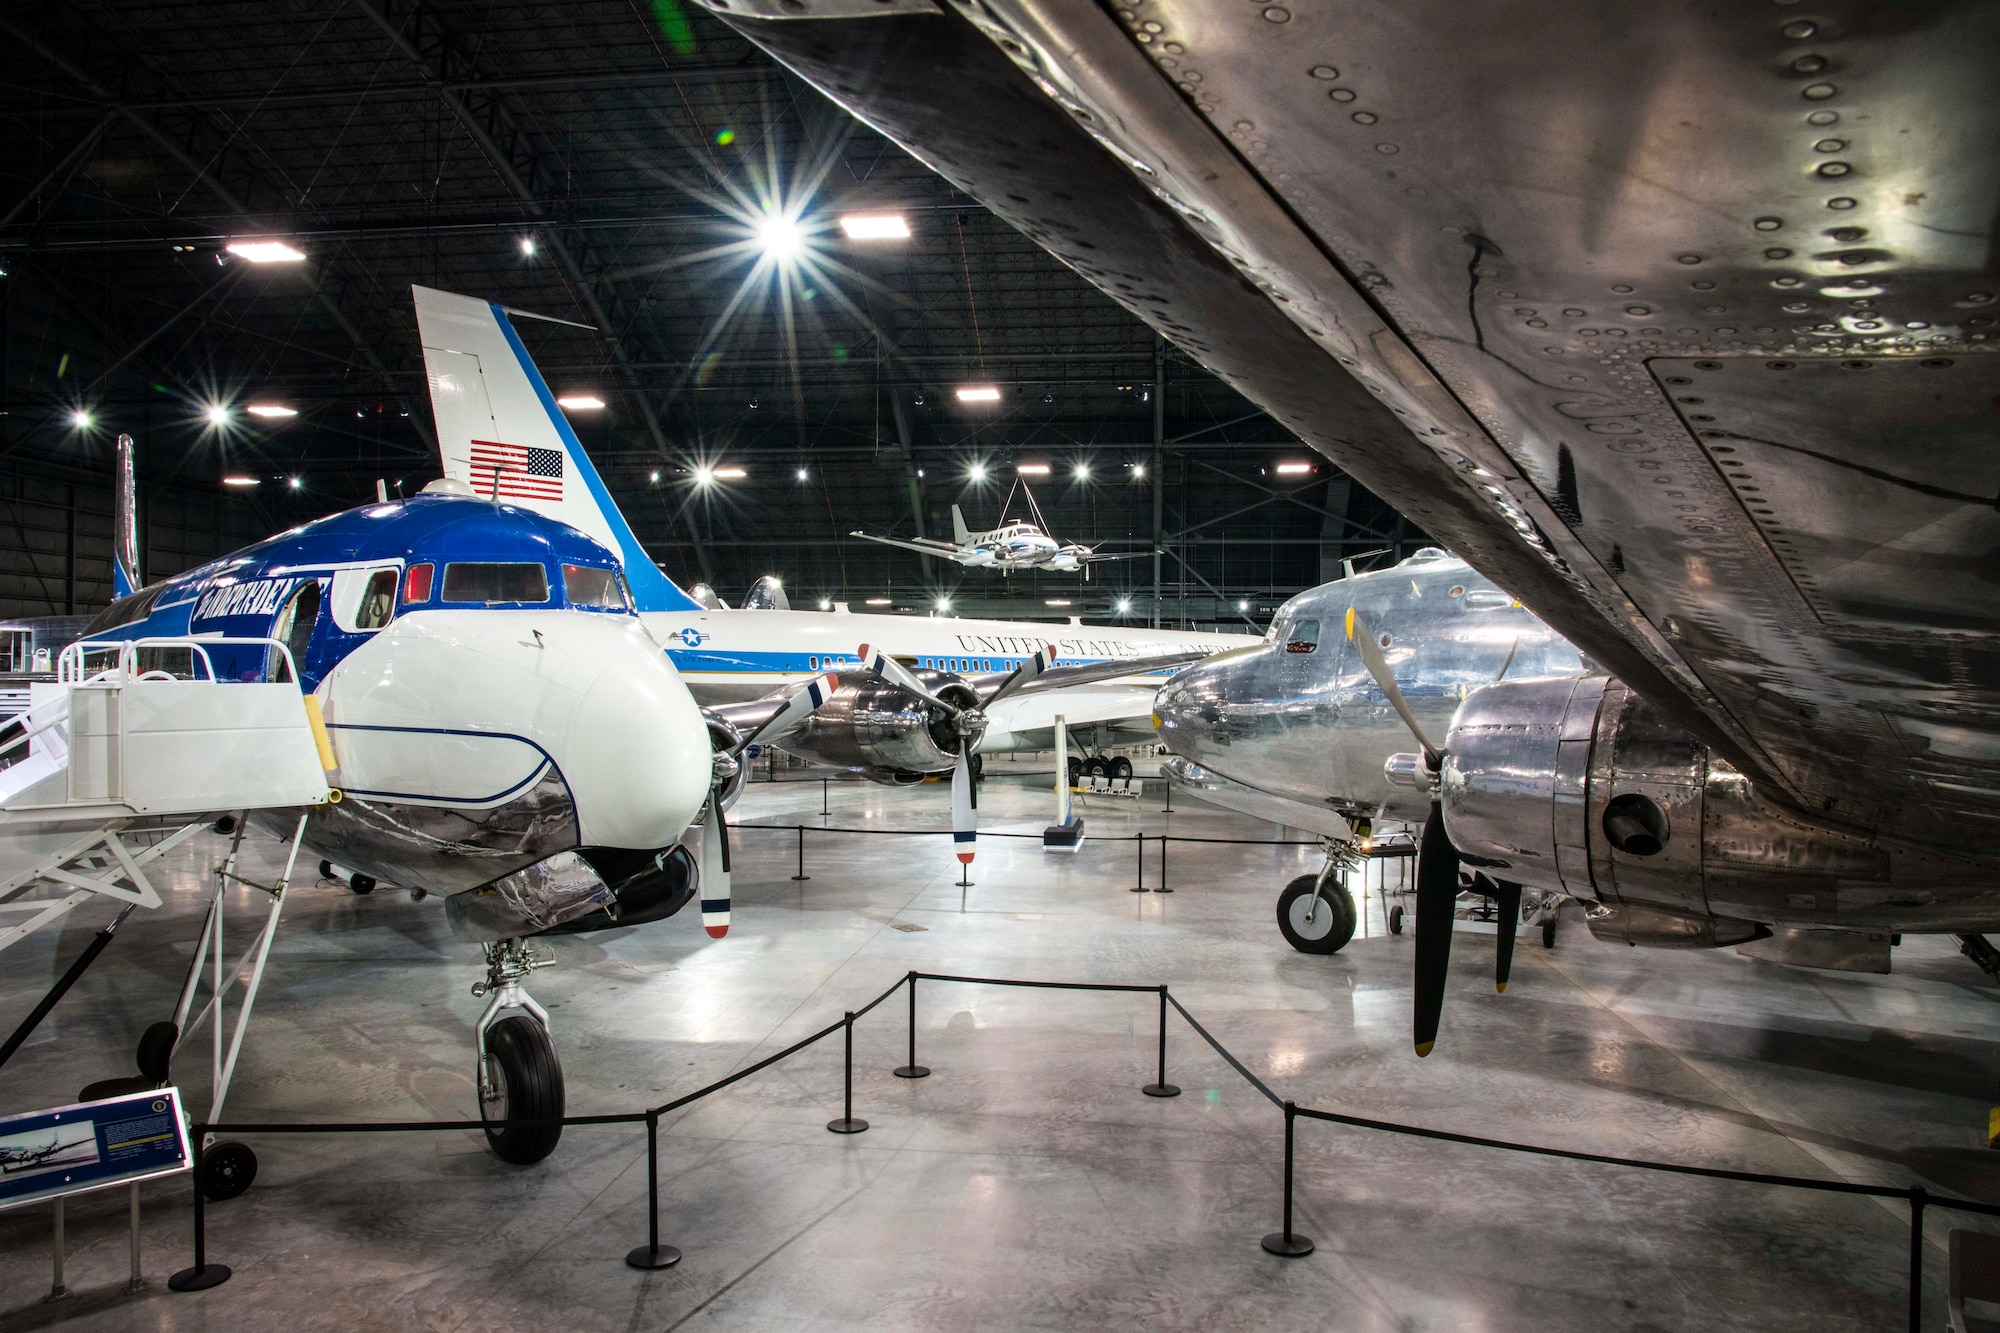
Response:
[704,2,2000,857]
[849,531,966,559]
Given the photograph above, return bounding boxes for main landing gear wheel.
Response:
[1067,756,1084,785]
[1277,874,1357,954]
[1084,756,1110,780]
[1108,755,1134,781]
[481,1016,564,1165]
[1542,918,1557,949]
[200,1140,258,1201]
[1389,904,1405,936]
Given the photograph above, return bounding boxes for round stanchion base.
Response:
[626,1244,682,1271]
[168,1264,233,1291]
[1142,1082,1181,1098]
[1128,885,1148,893]
[1261,1232,1315,1258]
[826,1117,869,1134]
[893,1065,930,1079]
[1151,887,1174,894]
[790,875,810,882]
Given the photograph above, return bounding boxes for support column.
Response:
[1150,338,1164,628]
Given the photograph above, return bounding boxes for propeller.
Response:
[860,643,1055,867]
[1491,878,1522,994]
[1344,607,1441,770]
[697,674,838,938]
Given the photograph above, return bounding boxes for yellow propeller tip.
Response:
[1413,1041,1434,1058]
[1344,607,1357,639]
[1495,981,1508,994]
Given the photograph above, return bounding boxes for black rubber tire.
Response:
[1542,918,1557,949]
[319,859,336,880]
[1067,756,1083,785]
[1084,756,1110,780]
[1276,874,1357,954]
[201,1140,257,1201]
[348,874,376,895]
[211,816,237,836]
[969,752,985,783]
[481,1016,564,1166]
[1108,755,1134,781]
[1389,904,1405,936]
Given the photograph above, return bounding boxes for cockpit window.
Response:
[562,564,630,612]
[442,562,550,605]
[354,569,398,630]
[1284,617,1321,654]
[83,583,165,636]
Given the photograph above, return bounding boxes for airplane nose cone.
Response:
[1152,642,1266,769]
[318,610,710,852]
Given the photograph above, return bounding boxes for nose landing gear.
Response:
[472,939,564,1165]
[1275,840,1364,954]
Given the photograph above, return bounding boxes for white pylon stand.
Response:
[1043,713,1085,851]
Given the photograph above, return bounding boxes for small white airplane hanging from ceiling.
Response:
[852,481,1149,575]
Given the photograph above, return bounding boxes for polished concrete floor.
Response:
[3,755,1998,1330]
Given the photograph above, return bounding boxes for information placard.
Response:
[0,1086,190,1212]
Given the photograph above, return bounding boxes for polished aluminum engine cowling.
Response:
[445,850,617,943]
[775,673,977,779]
[1441,677,1999,937]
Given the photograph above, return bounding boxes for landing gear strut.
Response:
[473,939,564,1165]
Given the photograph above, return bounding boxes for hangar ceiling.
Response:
[0,0,1420,625]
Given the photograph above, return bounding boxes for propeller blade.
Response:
[1492,879,1522,994]
[1345,607,1442,768]
[984,645,1056,706]
[860,643,953,710]
[951,747,976,865]
[738,673,838,753]
[698,792,731,939]
[1412,801,1459,1057]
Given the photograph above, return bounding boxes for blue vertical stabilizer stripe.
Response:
[489,304,701,613]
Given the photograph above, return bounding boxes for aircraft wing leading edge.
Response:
[703,1,2000,856]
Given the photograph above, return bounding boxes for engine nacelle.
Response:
[1438,676,1994,940]
[774,672,979,780]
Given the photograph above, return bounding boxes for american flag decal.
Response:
[467,440,564,502]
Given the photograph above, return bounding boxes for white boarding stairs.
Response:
[0,638,332,953]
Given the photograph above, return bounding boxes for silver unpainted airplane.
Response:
[709,2,2000,1059]
[851,504,1145,574]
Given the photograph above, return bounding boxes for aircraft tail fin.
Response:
[112,434,140,599]
[951,504,971,546]
[411,285,700,612]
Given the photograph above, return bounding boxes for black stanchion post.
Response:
[1143,985,1180,1097]
[1261,1102,1314,1257]
[820,776,829,817]
[894,972,929,1078]
[828,1011,869,1134]
[1908,1186,1926,1333]
[627,1110,681,1270]
[1153,834,1172,893]
[1130,832,1148,893]
[168,1128,231,1291]
[791,825,809,882]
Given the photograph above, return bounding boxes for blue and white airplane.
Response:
[411,286,1255,774]
[67,461,832,1167]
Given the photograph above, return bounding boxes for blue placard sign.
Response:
[0,1086,191,1212]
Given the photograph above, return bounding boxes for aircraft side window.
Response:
[810,656,819,670]
[1462,589,1513,611]
[355,569,398,630]
[562,563,627,611]
[1285,617,1321,654]
[442,562,551,605]
[402,563,434,604]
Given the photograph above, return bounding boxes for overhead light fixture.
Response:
[1073,463,1090,480]
[223,476,260,487]
[1131,464,1146,479]
[1045,598,1072,607]
[866,597,893,606]
[69,410,92,429]
[1238,599,1250,612]
[225,240,305,264]
[956,385,1000,403]
[288,476,302,489]
[694,466,715,486]
[556,395,604,410]
[818,599,831,610]
[1116,598,1132,613]
[968,463,987,482]
[520,237,537,256]
[204,404,230,426]
[935,597,951,611]
[796,468,809,481]
[1276,461,1313,475]
[650,470,661,483]
[839,213,910,240]
[247,404,297,418]
[755,211,804,263]
[1017,463,1051,475]
[713,466,747,479]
